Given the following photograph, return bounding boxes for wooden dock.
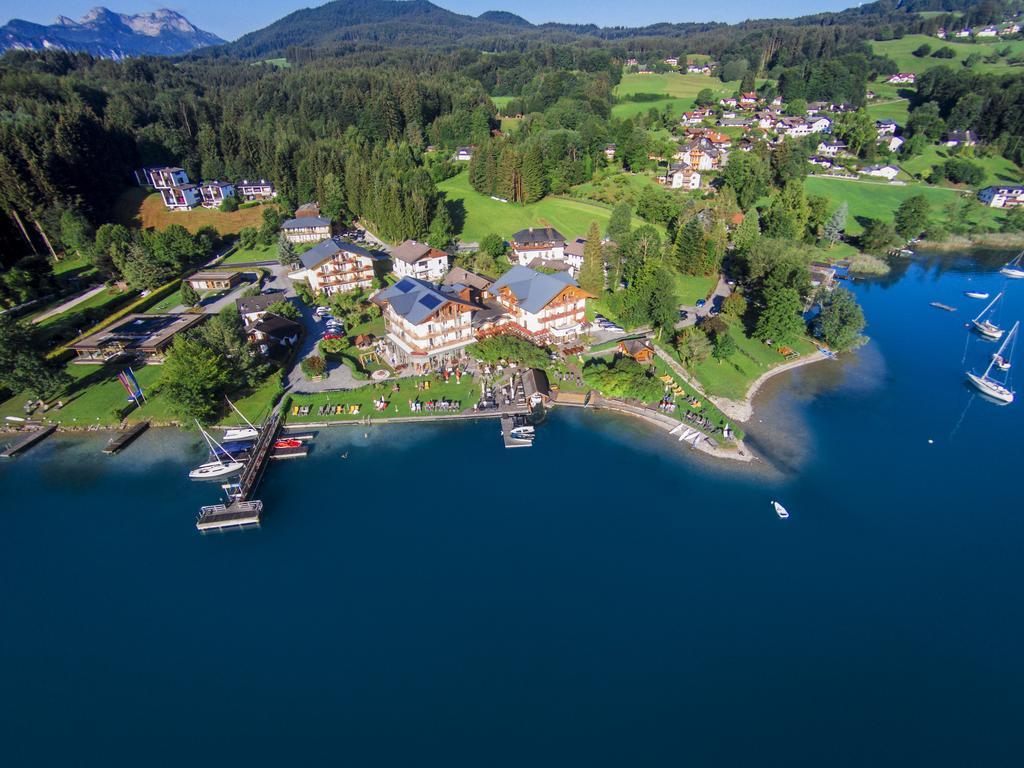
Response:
[0,425,57,458]
[500,415,533,449]
[102,421,149,454]
[196,500,263,531]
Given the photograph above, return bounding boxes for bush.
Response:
[931,46,956,59]
[301,355,326,378]
[220,196,239,212]
[912,43,932,57]
[469,335,549,368]
[943,158,984,186]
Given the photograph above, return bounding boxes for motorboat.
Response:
[274,438,302,449]
[966,321,1017,404]
[999,251,1024,279]
[971,292,1004,340]
[509,425,535,440]
[189,459,244,480]
[993,354,1011,372]
[964,291,990,300]
[772,501,789,520]
[221,427,258,442]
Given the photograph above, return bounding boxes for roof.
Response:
[372,277,476,326]
[442,266,493,291]
[620,338,655,356]
[521,368,550,399]
[71,313,206,352]
[390,240,447,265]
[296,202,320,214]
[298,237,374,270]
[252,312,302,337]
[190,270,240,282]
[236,293,281,315]
[488,265,579,314]
[565,238,587,258]
[510,227,565,246]
[281,216,331,230]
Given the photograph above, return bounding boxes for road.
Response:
[674,275,733,330]
[30,284,106,324]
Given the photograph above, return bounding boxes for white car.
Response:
[315,306,331,315]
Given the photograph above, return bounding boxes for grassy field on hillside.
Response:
[866,98,911,124]
[570,171,667,207]
[114,188,276,235]
[899,145,1022,185]
[805,176,1005,234]
[221,243,278,264]
[612,72,739,119]
[438,171,616,242]
[871,34,1024,75]
[491,95,515,110]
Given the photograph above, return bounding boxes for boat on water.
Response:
[222,427,259,442]
[966,321,1017,404]
[971,292,1004,340]
[274,438,302,449]
[964,291,990,300]
[509,425,535,440]
[772,501,789,520]
[999,251,1024,279]
[191,420,246,479]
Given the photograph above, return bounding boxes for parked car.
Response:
[323,333,344,341]
[315,306,331,315]
[696,299,707,308]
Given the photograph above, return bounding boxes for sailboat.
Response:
[190,421,244,480]
[971,292,1005,340]
[964,290,990,300]
[966,321,1018,404]
[999,251,1024,279]
[220,397,261,442]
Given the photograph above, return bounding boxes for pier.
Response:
[196,410,281,531]
[0,425,57,458]
[103,421,150,454]
[500,415,534,448]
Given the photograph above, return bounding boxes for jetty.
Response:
[102,421,149,454]
[196,410,281,531]
[500,415,533,448]
[0,425,57,458]
[930,302,957,312]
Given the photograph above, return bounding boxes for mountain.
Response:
[0,7,225,58]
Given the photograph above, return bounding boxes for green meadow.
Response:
[871,34,1024,75]
[612,72,739,119]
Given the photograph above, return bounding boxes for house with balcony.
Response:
[390,240,451,282]
[816,141,848,157]
[979,185,1024,208]
[160,184,200,211]
[247,313,302,356]
[280,216,332,243]
[236,293,283,326]
[663,165,701,190]
[198,180,235,208]
[371,278,479,373]
[479,266,593,343]
[235,179,276,200]
[135,166,189,189]
[510,227,567,270]
[288,237,375,295]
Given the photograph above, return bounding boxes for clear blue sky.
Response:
[8,1,859,42]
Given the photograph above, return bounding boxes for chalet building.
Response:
[510,227,567,269]
[978,27,999,37]
[390,240,450,282]
[372,278,479,373]
[160,184,200,211]
[943,130,978,147]
[979,186,1024,208]
[618,338,656,363]
[664,57,679,67]
[521,368,551,406]
[674,142,727,171]
[247,313,301,356]
[875,119,898,136]
[885,135,905,153]
[198,181,235,208]
[280,216,332,243]
[295,202,321,218]
[442,266,494,304]
[454,147,474,162]
[861,164,900,181]
[887,73,916,84]
[288,237,375,295]
[235,179,276,200]
[186,270,242,291]
[236,293,282,326]
[70,313,206,363]
[739,92,757,107]
[816,141,848,157]
[776,116,831,137]
[686,65,711,74]
[563,239,587,276]
[663,165,701,190]
[480,266,592,343]
[681,109,710,126]
[135,166,189,189]
[719,97,738,108]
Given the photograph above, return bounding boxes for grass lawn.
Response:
[648,355,744,442]
[898,144,1023,186]
[145,289,184,314]
[34,286,138,347]
[671,273,718,306]
[221,243,278,265]
[612,72,739,119]
[804,176,1005,234]
[870,34,1024,75]
[866,98,910,124]
[50,254,98,284]
[570,171,669,207]
[491,95,515,110]
[218,372,284,426]
[285,373,478,423]
[113,188,277,235]
[438,171,617,243]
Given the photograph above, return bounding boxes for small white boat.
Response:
[510,425,535,440]
[966,321,1017,404]
[993,354,1011,372]
[189,460,244,480]
[964,291,990,300]
[221,427,259,442]
[999,251,1024,279]
[971,292,1004,340]
[772,501,789,520]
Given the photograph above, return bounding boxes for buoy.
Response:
[928,439,934,444]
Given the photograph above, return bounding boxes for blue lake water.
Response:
[2,252,1023,766]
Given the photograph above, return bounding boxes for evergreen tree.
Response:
[579,221,605,294]
[607,202,633,242]
[320,173,346,223]
[732,211,761,254]
[427,200,455,249]
[673,218,706,275]
[522,142,547,204]
[824,202,848,248]
[277,233,298,267]
[179,280,200,307]
[754,284,805,344]
[894,195,930,238]
[497,146,523,203]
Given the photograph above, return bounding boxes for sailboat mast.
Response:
[225,396,259,431]
[195,420,228,467]
[973,291,1002,323]
[983,322,1018,379]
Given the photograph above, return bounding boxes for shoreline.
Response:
[918,233,1024,251]
[712,350,828,423]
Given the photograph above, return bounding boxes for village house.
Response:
[808,156,833,169]
[681,110,709,126]
[295,202,322,218]
[510,227,567,270]
[686,64,711,74]
[861,164,900,181]
[674,141,727,171]
[442,266,494,304]
[236,293,282,326]
[885,135,905,153]
[288,237,375,294]
[719,97,738,108]
[235,178,276,201]
[1001,23,1020,35]
[664,57,679,67]
[626,57,638,67]
[943,130,978,147]
[198,180,235,209]
[372,278,479,373]
[955,28,972,38]
[454,146,474,162]
[390,240,451,282]
[816,140,847,157]
[979,185,1024,208]
[618,338,656,363]
[663,165,702,190]
[521,368,552,406]
[887,73,917,84]
[280,215,332,243]
[977,27,999,37]
[480,266,592,343]
[186,270,242,291]
[563,238,587,276]
[135,166,189,189]
[603,144,617,160]
[160,184,201,211]
[875,119,898,136]
[247,313,302,356]
[70,313,207,364]
[739,92,757,108]
[805,101,831,114]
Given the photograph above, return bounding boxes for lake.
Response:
[2,251,1022,766]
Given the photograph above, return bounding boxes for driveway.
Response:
[674,275,732,330]
[30,284,105,324]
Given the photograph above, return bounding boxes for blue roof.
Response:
[488,265,578,314]
[373,277,472,325]
[298,237,374,270]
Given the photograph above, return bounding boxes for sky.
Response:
[6,1,860,42]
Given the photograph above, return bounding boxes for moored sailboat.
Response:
[190,421,245,480]
[971,292,1005,340]
[966,321,1017,404]
[999,251,1024,279]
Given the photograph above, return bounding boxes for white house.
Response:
[977,27,999,37]
[235,293,282,327]
[454,146,474,162]
[979,186,1024,208]
[510,227,567,269]
[198,180,235,208]
[280,216,332,244]
[665,57,679,67]
[875,119,898,136]
[816,141,847,157]
[887,73,917,85]
[663,166,702,190]
[885,135,905,153]
[808,116,832,133]
[288,237,375,295]
[861,164,900,181]
[955,29,972,38]
[159,184,200,211]
[481,266,593,343]
[135,166,189,189]
[390,240,450,282]
[235,179,276,200]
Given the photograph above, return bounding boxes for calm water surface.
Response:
[2,252,1023,766]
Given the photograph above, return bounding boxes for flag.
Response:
[117,369,144,407]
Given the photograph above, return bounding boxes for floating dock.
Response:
[930,302,957,312]
[196,500,263,531]
[102,421,149,454]
[500,415,533,448]
[0,425,57,458]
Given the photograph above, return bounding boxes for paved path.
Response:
[30,284,105,324]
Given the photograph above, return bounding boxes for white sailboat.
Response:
[772,501,789,519]
[189,420,244,480]
[971,292,1004,340]
[220,397,260,442]
[964,291,990,300]
[999,251,1024,279]
[966,321,1017,404]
